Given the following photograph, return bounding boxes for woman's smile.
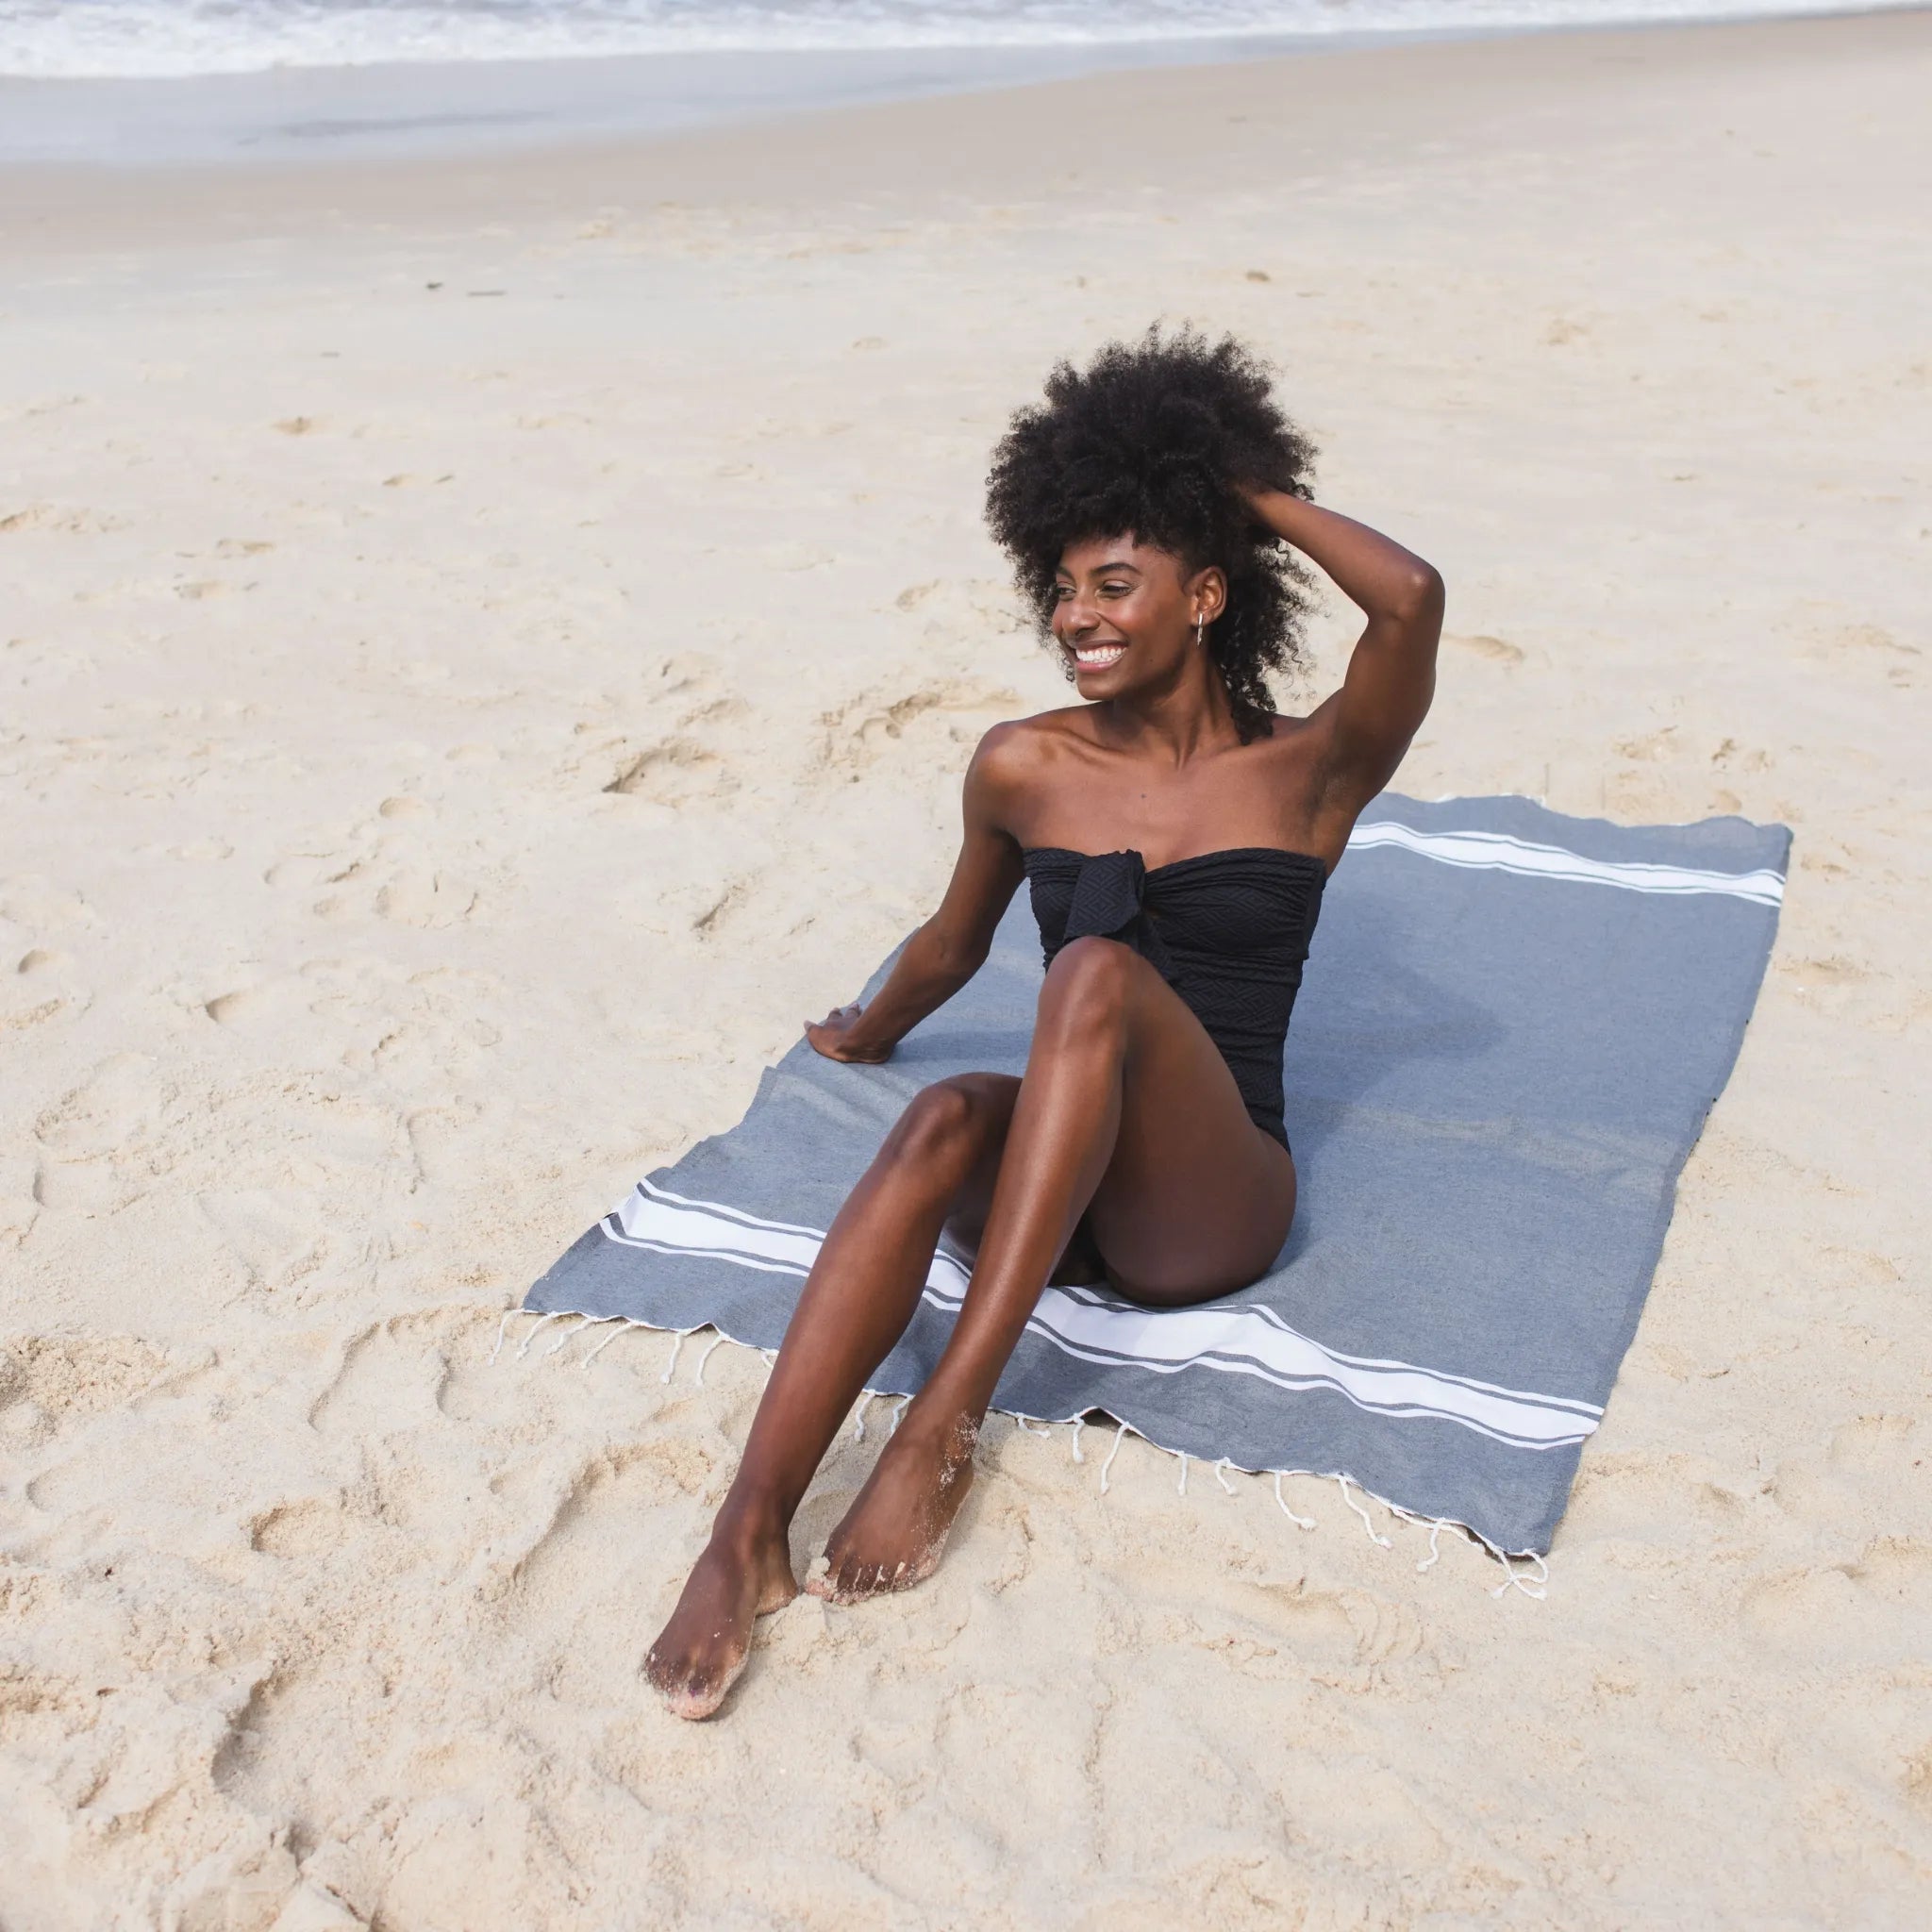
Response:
[1072,641,1126,672]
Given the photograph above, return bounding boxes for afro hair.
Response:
[984,325,1318,741]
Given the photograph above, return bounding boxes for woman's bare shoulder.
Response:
[972,707,1098,775]
[966,708,1098,827]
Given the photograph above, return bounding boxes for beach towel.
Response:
[521,793,1789,1558]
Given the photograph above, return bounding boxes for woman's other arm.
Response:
[1242,488,1444,820]
[805,724,1027,1063]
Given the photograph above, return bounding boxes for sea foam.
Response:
[0,0,1913,81]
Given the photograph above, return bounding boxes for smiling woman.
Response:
[986,327,1318,740]
[642,325,1443,1719]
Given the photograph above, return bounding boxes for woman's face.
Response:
[1050,536,1225,700]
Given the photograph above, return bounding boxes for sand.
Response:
[3,12,1929,1925]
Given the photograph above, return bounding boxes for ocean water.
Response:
[0,0,1908,80]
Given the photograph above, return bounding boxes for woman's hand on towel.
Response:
[805,1004,893,1064]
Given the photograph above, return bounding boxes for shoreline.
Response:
[1,5,1923,172]
[1,31,1402,170]
[4,8,1925,254]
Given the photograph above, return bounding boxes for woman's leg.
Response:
[811,935,1295,1601]
[643,1070,1020,1719]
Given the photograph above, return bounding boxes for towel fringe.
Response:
[1337,1474,1394,1549]
[514,1310,567,1361]
[583,1317,641,1367]
[1490,1550,1550,1601]
[489,1303,1552,1591]
[1274,1471,1317,1530]
[487,1308,521,1365]
[547,1312,600,1357]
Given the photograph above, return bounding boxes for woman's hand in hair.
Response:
[1238,484,1443,818]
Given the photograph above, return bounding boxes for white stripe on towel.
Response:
[1346,821,1784,906]
[600,1179,1600,1452]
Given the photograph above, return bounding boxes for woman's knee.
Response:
[1038,936,1138,1041]
[879,1074,1006,1171]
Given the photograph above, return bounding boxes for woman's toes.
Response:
[816,1555,880,1604]
[655,1655,741,1722]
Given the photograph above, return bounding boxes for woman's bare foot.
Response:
[807,1406,978,1604]
[643,1524,798,1721]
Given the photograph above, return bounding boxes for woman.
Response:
[644,328,1442,1719]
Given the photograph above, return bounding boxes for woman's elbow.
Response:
[1392,561,1445,625]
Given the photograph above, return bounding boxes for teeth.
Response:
[1074,645,1125,669]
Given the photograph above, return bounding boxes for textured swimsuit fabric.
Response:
[1023,844,1326,1150]
[525,793,1790,1556]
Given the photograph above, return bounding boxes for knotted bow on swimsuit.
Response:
[1022,845,1327,1153]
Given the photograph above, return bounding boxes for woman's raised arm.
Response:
[804,725,1027,1063]
[1241,487,1444,814]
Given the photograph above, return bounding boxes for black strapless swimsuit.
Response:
[1023,845,1326,1154]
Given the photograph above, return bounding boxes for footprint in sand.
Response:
[1,964,79,1034]
[1803,624,1923,687]
[1613,725,1681,763]
[1446,632,1526,667]
[202,979,309,1032]
[373,867,481,928]
[405,1102,483,1187]
[817,677,1023,775]
[1740,1541,1932,1663]
[0,502,126,535]
[308,1311,458,1439]
[276,824,483,929]
[1,1332,205,1433]
[247,1499,344,1561]
[595,690,755,804]
[30,1054,166,1211]
[1777,955,1869,997]
[196,1187,326,1294]
[603,736,730,802]
[892,576,1028,637]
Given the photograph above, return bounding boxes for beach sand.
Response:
[3,11,1929,1924]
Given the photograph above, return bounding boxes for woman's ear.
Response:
[1191,566,1229,625]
